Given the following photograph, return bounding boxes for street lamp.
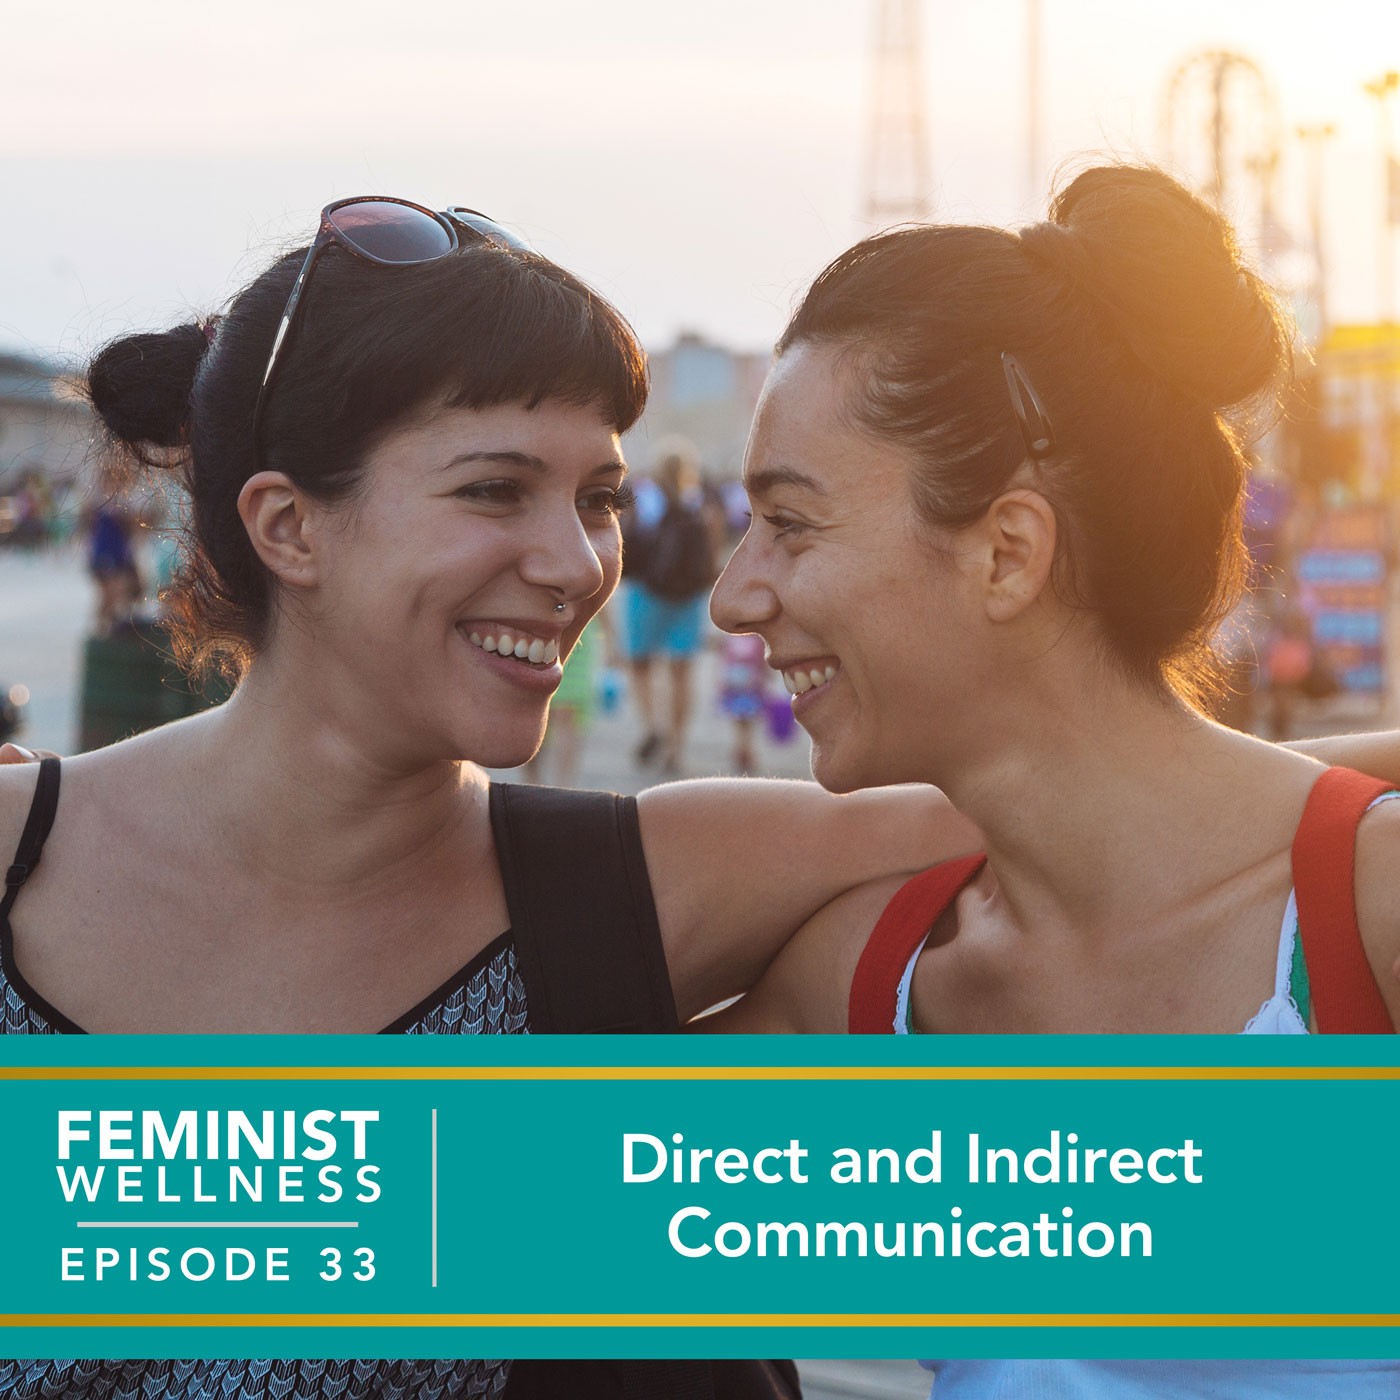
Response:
[1363,72,1398,326]
[1296,123,1336,341]
[1362,71,1398,487]
[1026,0,1042,210]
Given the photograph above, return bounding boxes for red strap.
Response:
[848,855,986,1034]
[1292,766,1396,1034]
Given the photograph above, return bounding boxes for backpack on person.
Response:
[627,502,718,602]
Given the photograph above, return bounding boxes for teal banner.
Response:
[0,1035,1396,1357]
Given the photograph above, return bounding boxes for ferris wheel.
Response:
[1161,50,1291,264]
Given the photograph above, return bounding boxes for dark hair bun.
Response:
[1019,165,1289,413]
[88,322,209,459]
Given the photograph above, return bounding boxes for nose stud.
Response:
[553,602,567,613]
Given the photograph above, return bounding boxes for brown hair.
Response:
[88,238,648,680]
[779,164,1291,703]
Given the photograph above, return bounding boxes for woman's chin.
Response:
[450,718,549,772]
[808,742,870,795]
[810,736,914,795]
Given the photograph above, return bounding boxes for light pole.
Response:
[1296,122,1336,342]
[1363,70,1398,485]
[1026,0,1042,210]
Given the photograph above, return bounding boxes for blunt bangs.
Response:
[266,244,648,471]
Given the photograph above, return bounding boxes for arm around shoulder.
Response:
[689,874,913,1034]
[638,778,980,1020]
[1288,731,1400,787]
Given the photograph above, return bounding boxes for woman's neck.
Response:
[155,660,488,894]
[931,671,1321,938]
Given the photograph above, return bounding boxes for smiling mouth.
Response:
[466,626,561,668]
[781,663,839,697]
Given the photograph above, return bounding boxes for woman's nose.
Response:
[526,506,609,601]
[710,526,775,634]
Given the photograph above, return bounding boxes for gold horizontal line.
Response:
[7,1313,1400,1328]
[2,1066,1399,1082]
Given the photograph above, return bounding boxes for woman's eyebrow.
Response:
[743,465,827,498]
[439,451,626,476]
[442,450,548,472]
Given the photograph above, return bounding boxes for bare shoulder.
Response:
[1355,797,1400,1028]
[0,724,193,866]
[694,872,914,1034]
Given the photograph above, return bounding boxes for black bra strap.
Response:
[2,756,61,920]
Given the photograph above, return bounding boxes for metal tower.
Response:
[863,0,932,223]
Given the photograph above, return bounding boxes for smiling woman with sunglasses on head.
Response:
[0,197,977,1400]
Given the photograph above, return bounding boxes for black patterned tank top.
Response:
[0,759,525,1398]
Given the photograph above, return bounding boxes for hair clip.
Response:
[1001,352,1055,460]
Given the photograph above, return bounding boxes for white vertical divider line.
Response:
[431,1107,439,1288]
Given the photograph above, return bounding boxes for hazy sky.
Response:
[2,0,1396,364]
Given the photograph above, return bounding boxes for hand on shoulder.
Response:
[0,752,49,864]
[638,777,980,1019]
[0,743,52,765]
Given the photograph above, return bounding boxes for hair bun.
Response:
[1018,165,1289,413]
[88,322,210,461]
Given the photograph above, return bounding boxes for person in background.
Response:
[525,605,616,788]
[1262,604,1332,741]
[621,438,723,774]
[84,462,144,634]
[717,627,769,774]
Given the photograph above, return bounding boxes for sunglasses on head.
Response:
[252,196,532,447]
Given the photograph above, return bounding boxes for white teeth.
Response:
[782,664,838,697]
[466,627,561,666]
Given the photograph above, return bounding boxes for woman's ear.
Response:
[977,489,1058,623]
[236,472,320,589]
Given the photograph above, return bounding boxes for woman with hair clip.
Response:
[705,164,1400,1394]
[0,199,970,1400]
[712,163,1400,1035]
[705,166,1400,1400]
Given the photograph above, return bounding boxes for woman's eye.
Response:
[580,483,636,517]
[455,479,523,505]
[763,512,804,538]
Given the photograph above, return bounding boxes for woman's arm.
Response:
[690,876,904,1033]
[639,780,977,1020]
[1285,731,1400,786]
